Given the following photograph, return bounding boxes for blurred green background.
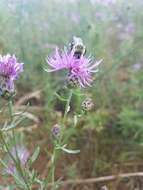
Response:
[0,0,143,189]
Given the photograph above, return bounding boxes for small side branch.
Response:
[47,172,143,187]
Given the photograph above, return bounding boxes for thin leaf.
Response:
[61,147,80,154]
[29,146,40,164]
[74,115,78,126]
[55,92,68,102]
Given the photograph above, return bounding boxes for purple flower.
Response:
[125,23,135,34]
[5,162,16,175]
[70,13,80,24]
[45,48,102,87]
[95,12,105,21]
[51,124,61,138]
[5,145,29,175]
[132,63,142,71]
[0,54,24,94]
[95,0,116,6]
[118,23,135,40]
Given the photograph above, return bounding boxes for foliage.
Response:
[0,0,143,189]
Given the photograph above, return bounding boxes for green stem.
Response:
[8,98,18,157]
[50,89,73,189]
[8,97,13,122]
[59,89,73,144]
[7,98,31,190]
[63,89,73,122]
[0,131,17,164]
[51,147,56,186]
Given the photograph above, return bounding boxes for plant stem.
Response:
[50,89,73,189]
[8,97,13,122]
[63,89,73,122]
[51,147,56,186]
[7,98,31,190]
[59,89,73,143]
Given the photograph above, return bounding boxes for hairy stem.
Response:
[50,89,73,189]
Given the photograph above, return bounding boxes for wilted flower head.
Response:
[5,145,29,175]
[0,54,24,96]
[45,47,102,87]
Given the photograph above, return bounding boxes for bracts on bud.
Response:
[81,97,95,111]
[66,74,80,88]
[51,124,61,138]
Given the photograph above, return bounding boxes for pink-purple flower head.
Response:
[0,54,24,95]
[45,47,102,87]
[5,145,29,175]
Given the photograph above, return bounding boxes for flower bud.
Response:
[81,97,94,111]
[66,74,80,88]
[0,54,23,99]
[51,124,61,138]
[0,77,15,99]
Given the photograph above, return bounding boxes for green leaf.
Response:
[73,115,78,126]
[61,147,80,154]
[29,146,40,164]
[55,92,68,102]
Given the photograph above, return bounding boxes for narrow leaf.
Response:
[55,92,68,102]
[61,147,80,154]
[30,146,40,164]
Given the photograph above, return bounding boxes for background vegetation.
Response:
[0,0,143,189]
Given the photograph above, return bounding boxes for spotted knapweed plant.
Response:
[45,36,102,189]
[0,55,41,190]
[0,38,101,190]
